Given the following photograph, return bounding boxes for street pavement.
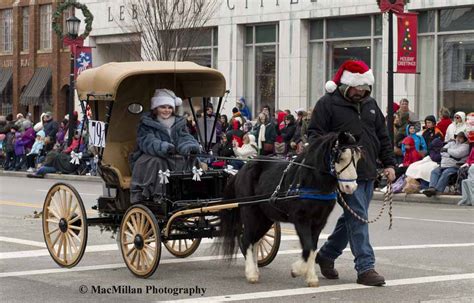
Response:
[0,176,473,302]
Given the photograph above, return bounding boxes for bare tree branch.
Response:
[115,0,219,62]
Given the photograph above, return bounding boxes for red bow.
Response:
[379,0,405,14]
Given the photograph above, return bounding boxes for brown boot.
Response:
[357,269,385,286]
[315,253,339,279]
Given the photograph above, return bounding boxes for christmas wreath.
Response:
[52,0,93,40]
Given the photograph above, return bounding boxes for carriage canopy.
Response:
[76,61,227,101]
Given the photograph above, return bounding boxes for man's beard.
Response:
[350,94,364,102]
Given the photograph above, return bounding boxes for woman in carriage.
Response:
[130,88,201,204]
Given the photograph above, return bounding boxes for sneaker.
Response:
[316,253,339,279]
[26,168,34,173]
[357,269,385,286]
[422,187,436,197]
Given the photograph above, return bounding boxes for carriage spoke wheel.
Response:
[42,183,88,268]
[120,205,161,278]
[256,222,281,267]
[164,218,201,258]
[239,222,281,268]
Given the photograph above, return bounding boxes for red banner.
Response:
[397,13,418,74]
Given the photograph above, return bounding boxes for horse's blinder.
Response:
[329,142,361,183]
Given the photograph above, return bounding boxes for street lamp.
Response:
[66,15,81,39]
[66,15,81,145]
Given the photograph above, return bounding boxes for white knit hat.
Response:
[150,89,183,110]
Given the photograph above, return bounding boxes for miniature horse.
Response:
[219,131,362,287]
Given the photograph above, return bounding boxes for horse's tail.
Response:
[217,175,242,258]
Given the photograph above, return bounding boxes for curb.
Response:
[0,170,101,182]
[372,191,459,205]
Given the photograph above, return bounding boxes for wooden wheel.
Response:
[164,218,201,258]
[240,222,281,267]
[256,222,281,267]
[120,205,161,278]
[42,183,88,268]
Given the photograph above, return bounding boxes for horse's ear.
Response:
[338,131,356,145]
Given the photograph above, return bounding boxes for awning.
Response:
[0,68,13,103]
[20,67,52,106]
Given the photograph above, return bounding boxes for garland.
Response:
[52,0,93,40]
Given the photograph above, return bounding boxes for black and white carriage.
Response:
[41,62,281,278]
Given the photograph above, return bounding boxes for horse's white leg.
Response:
[305,250,319,287]
[291,255,308,278]
[245,244,259,283]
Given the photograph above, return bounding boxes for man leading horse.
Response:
[308,60,396,286]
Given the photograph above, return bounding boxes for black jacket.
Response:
[307,89,396,180]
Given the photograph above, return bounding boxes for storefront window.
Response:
[175,27,218,68]
[244,24,278,114]
[309,16,381,107]
[438,34,474,114]
[439,7,474,32]
[416,8,473,116]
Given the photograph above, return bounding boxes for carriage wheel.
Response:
[120,205,161,278]
[42,183,88,268]
[164,218,201,258]
[239,222,281,267]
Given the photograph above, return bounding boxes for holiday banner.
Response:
[397,13,418,74]
[75,46,93,77]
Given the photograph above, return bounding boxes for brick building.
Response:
[0,0,71,122]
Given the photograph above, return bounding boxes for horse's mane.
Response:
[304,133,340,170]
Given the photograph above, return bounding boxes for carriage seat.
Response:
[102,140,136,189]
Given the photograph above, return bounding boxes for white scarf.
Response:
[258,123,266,149]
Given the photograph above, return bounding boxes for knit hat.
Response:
[232,107,239,114]
[424,115,436,124]
[36,130,45,138]
[150,89,183,110]
[325,60,374,93]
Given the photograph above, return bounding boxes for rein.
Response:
[336,180,394,229]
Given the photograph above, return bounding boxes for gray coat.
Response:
[440,141,470,168]
[137,112,200,158]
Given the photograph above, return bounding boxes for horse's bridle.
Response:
[329,145,360,183]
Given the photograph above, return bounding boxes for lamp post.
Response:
[65,15,81,145]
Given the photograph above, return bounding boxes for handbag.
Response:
[263,143,274,154]
[274,142,286,154]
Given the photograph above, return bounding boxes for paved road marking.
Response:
[394,216,474,225]
[0,243,472,277]
[0,235,307,259]
[0,200,97,215]
[162,273,474,302]
[0,236,45,247]
[0,235,304,260]
[36,189,99,196]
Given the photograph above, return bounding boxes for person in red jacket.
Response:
[436,107,452,139]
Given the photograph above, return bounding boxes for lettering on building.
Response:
[1,60,13,68]
[20,59,30,67]
[227,0,299,10]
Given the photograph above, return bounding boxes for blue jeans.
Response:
[318,180,375,275]
[429,167,458,192]
[36,166,57,176]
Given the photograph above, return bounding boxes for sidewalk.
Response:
[0,170,461,205]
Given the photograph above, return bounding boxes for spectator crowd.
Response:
[1,96,473,205]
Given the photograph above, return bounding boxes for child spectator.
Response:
[26,130,45,172]
[396,136,422,179]
[458,148,474,206]
[402,123,427,157]
[422,115,443,149]
[3,126,17,170]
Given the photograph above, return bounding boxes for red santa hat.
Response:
[325,60,375,93]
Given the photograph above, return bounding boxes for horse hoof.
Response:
[247,276,259,284]
[307,280,320,287]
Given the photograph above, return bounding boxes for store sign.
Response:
[397,13,418,74]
